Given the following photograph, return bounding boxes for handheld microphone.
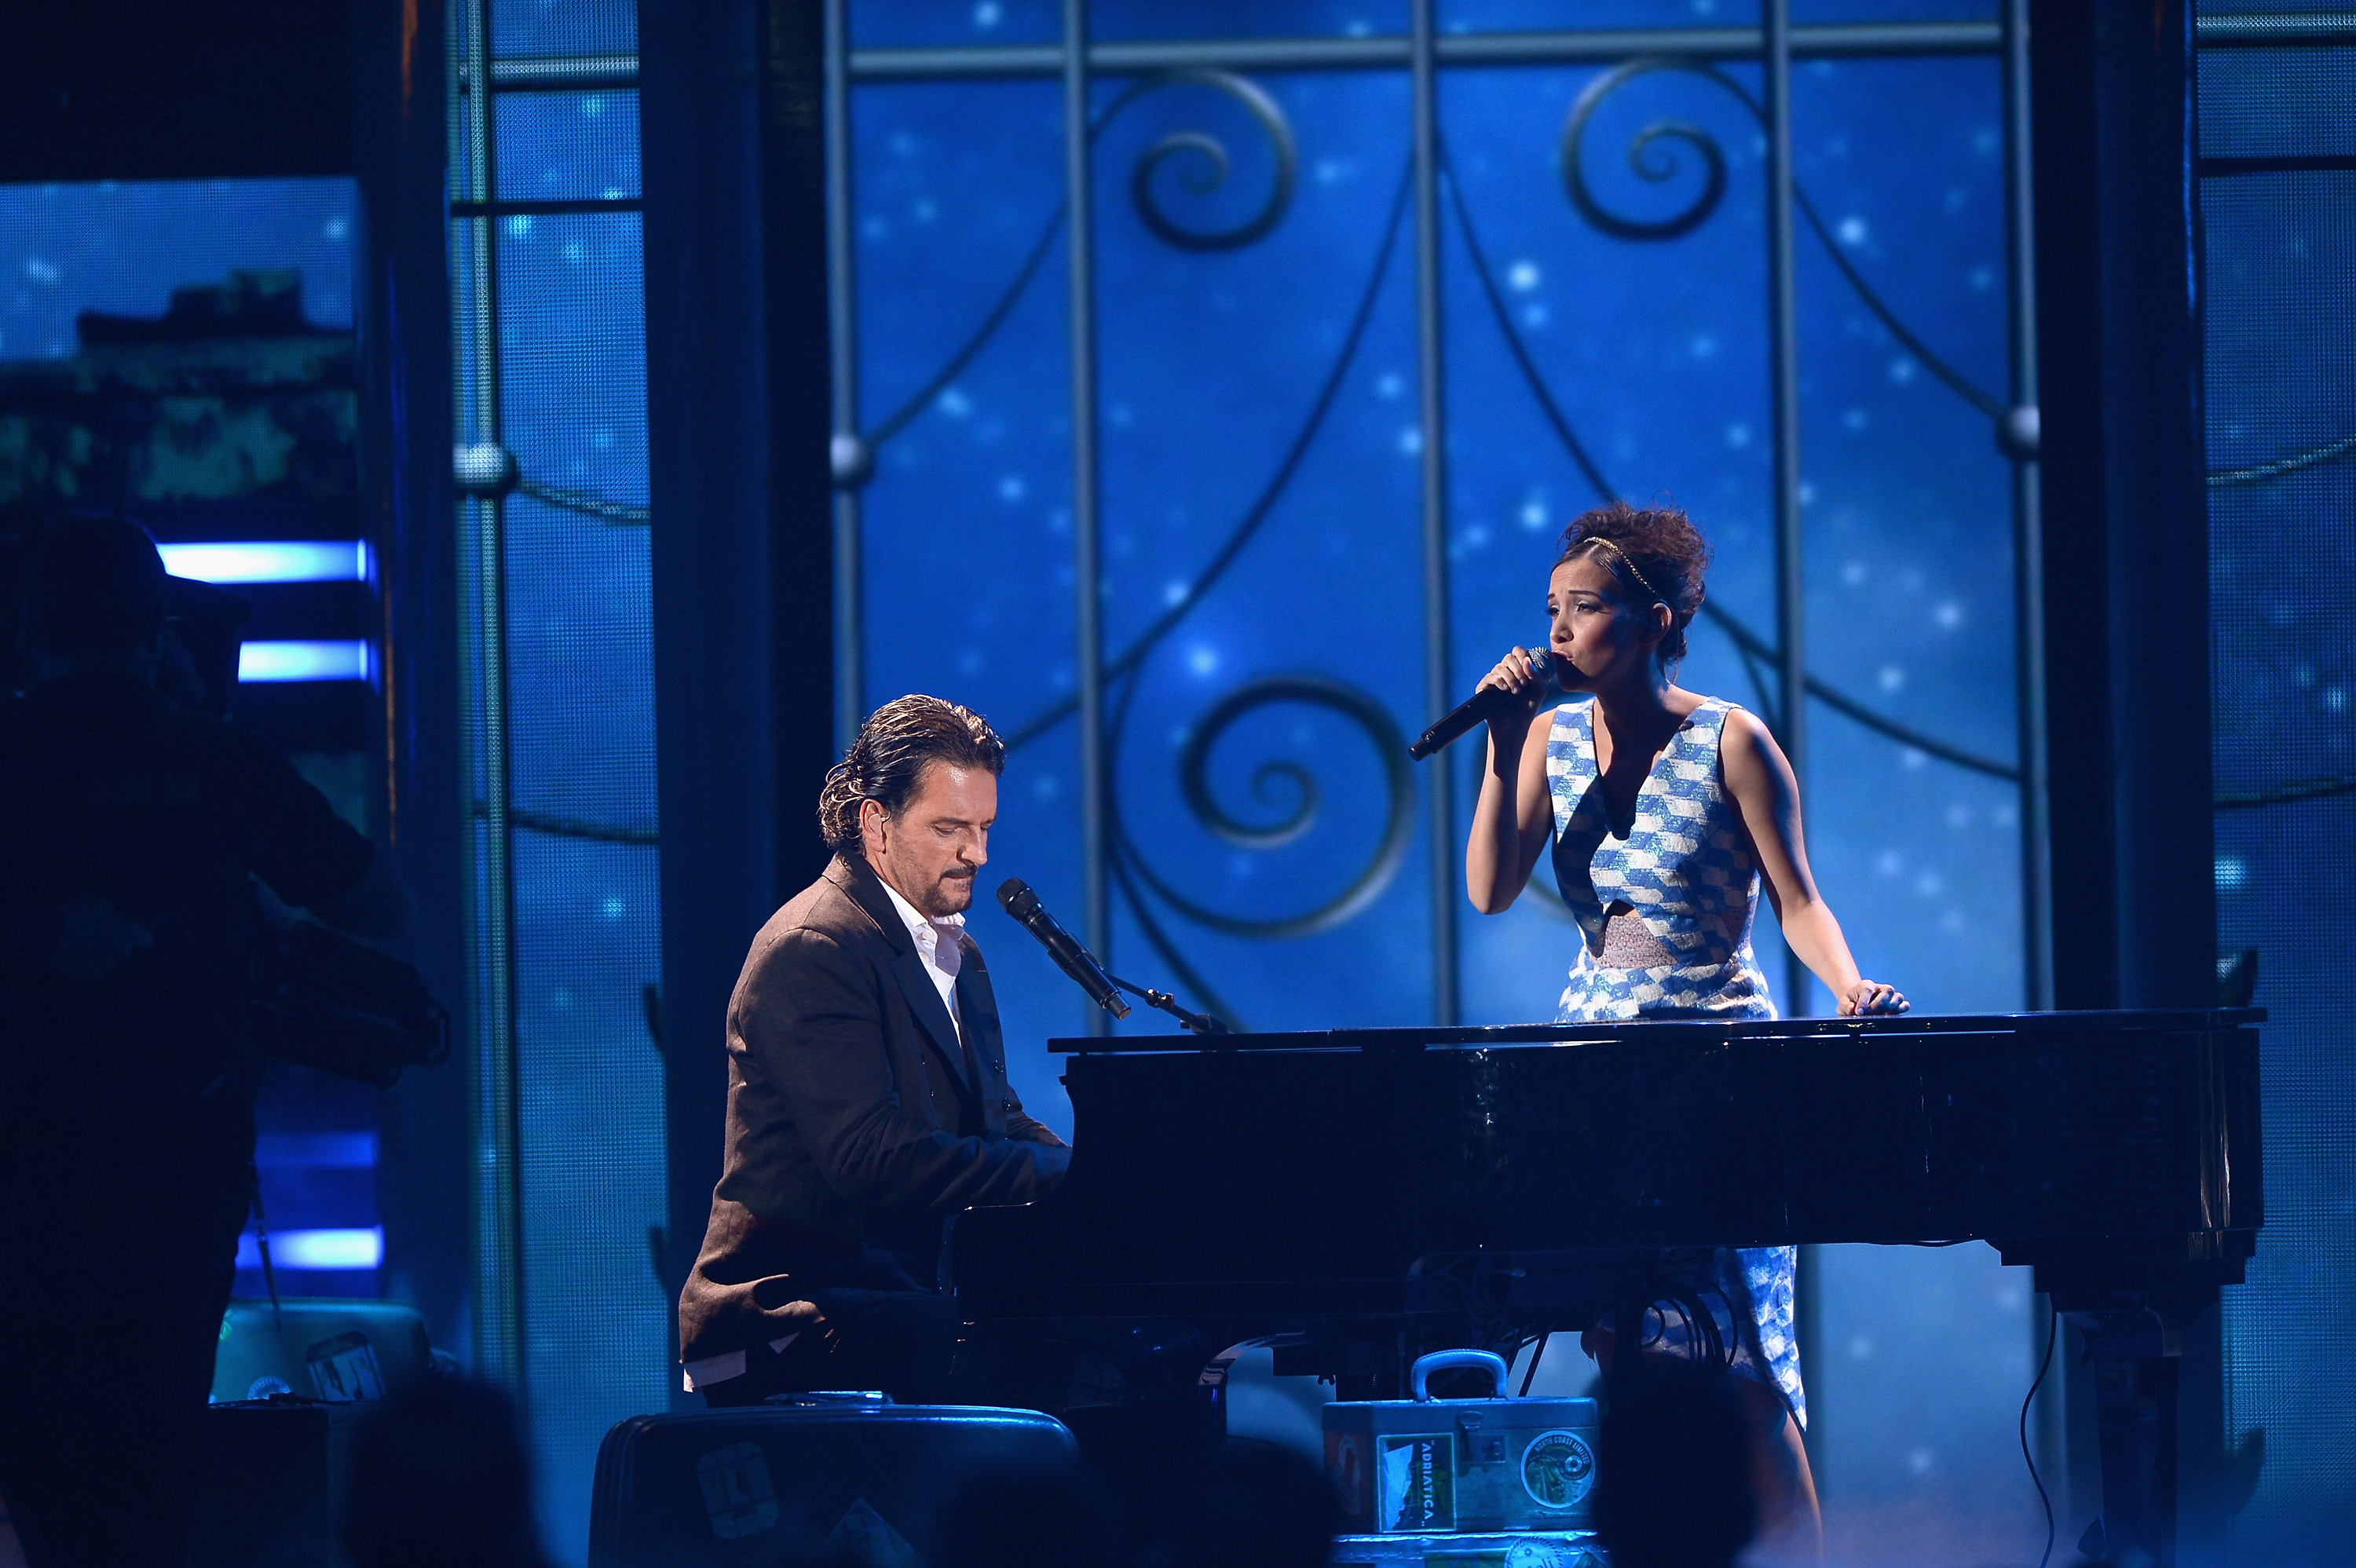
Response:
[1408,648,1556,760]
[997,879,1131,1019]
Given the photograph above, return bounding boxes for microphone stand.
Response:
[1102,971,1231,1036]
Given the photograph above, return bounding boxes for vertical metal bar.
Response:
[2000,0,2064,1494]
[2003,0,2052,1011]
[453,0,524,1399]
[1063,0,1111,1030]
[1411,0,1458,1027]
[1763,0,1809,1020]
[825,0,865,757]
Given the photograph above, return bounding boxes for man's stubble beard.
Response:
[894,859,974,918]
[930,872,976,916]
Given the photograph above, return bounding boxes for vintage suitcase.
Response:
[1324,1351,1601,1538]
[211,1298,437,1405]
[589,1392,1078,1568]
[188,1398,370,1568]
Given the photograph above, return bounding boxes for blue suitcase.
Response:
[588,1393,1077,1567]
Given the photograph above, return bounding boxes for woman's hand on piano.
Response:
[1840,979,1908,1017]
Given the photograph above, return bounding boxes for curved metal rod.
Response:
[1105,69,1298,252]
[2208,431,2356,487]
[1000,161,1415,754]
[501,806,660,846]
[865,207,1067,451]
[2215,772,2356,809]
[1700,600,2019,780]
[1558,60,2007,421]
[1115,674,1418,940]
[1099,659,1253,1022]
[516,481,649,525]
[1443,144,1617,501]
[1110,846,1250,1031]
[1787,175,2008,421]
[864,69,1297,451]
[1561,59,1729,241]
[1450,154,2021,784]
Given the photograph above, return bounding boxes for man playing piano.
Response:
[1465,500,1907,1548]
[678,696,1070,1405]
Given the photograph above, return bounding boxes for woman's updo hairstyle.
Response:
[1555,499,1712,664]
[818,694,1005,854]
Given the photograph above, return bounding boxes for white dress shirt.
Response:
[878,877,965,1041]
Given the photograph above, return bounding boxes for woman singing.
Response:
[1465,499,1905,1546]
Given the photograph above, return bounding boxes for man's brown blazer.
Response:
[677,853,1068,1367]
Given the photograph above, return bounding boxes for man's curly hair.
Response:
[818,694,1005,854]
[1556,499,1713,664]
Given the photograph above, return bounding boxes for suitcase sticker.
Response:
[821,1500,920,1566]
[695,1442,780,1540]
[302,1332,386,1402]
[1378,1434,1456,1533]
[1331,1432,1370,1521]
[1519,1430,1596,1511]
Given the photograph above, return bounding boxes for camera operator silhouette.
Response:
[0,514,412,1568]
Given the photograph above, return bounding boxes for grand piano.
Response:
[949,1007,2262,1566]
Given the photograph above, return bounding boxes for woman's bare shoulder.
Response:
[1708,703,1793,791]
[1711,700,1769,744]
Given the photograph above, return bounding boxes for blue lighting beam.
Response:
[161,540,371,584]
[240,639,373,683]
[236,1227,384,1271]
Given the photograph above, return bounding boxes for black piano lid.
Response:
[1048,1007,2266,1054]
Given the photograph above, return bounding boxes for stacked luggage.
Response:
[192,1298,445,1568]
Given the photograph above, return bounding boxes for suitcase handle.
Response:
[1410,1350,1512,1402]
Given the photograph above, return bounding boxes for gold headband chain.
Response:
[1582,537,1665,605]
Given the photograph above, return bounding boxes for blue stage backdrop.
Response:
[836,3,2048,1563]
[2201,10,2356,1559]
[442,1,2058,1553]
[16,3,2344,1564]
[462,0,2054,1559]
[846,9,2027,1060]
[447,0,663,1559]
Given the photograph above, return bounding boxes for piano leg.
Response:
[2065,1303,2193,1568]
[2009,1237,2247,1568]
[2089,1351,2178,1568]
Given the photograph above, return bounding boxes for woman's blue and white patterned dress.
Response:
[1545,696,1805,1424]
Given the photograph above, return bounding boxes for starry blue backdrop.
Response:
[2201,18,2356,1558]
[9,0,2223,1557]
[843,13,2048,1555]
[849,6,2026,1088]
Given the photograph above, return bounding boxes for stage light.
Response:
[253,1131,378,1169]
[159,540,371,583]
[239,639,372,682]
[235,1227,384,1270]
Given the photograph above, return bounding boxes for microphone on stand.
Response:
[1408,648,1557,760]
[997,879,1130,1019]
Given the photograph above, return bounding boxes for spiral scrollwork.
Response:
[1099,69,1297,253]
[1560,59,1736,243]
[1120,675,1414,940]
